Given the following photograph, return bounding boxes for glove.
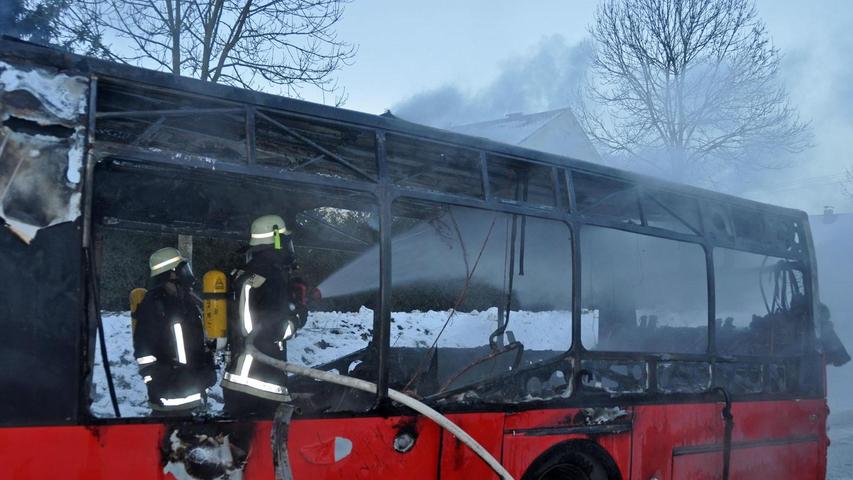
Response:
[276,320,297,351]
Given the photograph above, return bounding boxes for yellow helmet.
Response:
[249,214,290,247]
[148,247,186,277]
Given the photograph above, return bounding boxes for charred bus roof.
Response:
[1,35,809,260]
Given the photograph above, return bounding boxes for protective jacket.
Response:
[133,282,216,411]
[221,248,298,402]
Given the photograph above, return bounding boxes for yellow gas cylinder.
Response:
[129,288,147,333]
[203,270,228,341]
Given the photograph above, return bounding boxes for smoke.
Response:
[811,218,853,411]
[740,1,853,213]
[392,35,592,128]
[747,1,853,413]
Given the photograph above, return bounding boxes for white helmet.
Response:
[249,214,290,247]
[148,247,186,277]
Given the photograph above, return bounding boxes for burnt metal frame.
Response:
[50,40,819,417]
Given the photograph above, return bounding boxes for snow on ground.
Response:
[92,308,581,417]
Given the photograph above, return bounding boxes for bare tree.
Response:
[58,0,355,101]
[581,0,809,184]
[1,0,69,45]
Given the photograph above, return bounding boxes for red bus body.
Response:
[0,401,827,479]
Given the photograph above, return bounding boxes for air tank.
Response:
[202,270,228,344]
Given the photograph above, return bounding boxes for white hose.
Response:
[247,345,515,480]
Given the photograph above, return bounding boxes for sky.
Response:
[320,0,597,115]
[298,0,853,215]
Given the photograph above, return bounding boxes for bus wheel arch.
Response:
[520,439,622,480]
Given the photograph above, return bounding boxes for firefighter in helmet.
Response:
[133,247,216,414]
[221,215,305,416]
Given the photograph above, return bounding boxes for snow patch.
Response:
[91,308,590,417]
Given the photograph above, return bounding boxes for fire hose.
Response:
[245,339,515,480]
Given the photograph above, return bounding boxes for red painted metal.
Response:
[0,424,166,479]
[438,412,504,479]
[502,407,632,479]
[0,399,828,479]
[287,415,441,479]
[631,399,826,480]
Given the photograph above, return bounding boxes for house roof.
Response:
[450,108,601,162]
[452,109,568,145]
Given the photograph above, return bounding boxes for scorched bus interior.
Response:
[85,73,826,421]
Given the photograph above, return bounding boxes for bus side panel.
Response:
[729,399,826,480]
[632,403,722,479]
[633,400,826,480]
[0,222,84,426]
[0,418,438,479]
[672,440,819,480]
[0,54,89,427]
[287,415,442,479]
[502,408,632,479]
[438,412,504,479]
[0,424,166,479]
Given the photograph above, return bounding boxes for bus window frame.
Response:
[387,193,576,404]
[84,161,821,423]
[80,76,823,427]
[575,221,712,355]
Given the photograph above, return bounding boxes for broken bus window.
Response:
[388,199,573,404]
[386,134,484,198]
[91,161,380,417]
[714,248,806,357]
[572,171,642,224]
[580,226,709,354]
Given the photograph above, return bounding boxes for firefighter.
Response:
[133,247,216,414]
[221,215,301,417]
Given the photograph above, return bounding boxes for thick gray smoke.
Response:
[392,35,592,128]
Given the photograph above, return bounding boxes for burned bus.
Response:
[0,37,848,479]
